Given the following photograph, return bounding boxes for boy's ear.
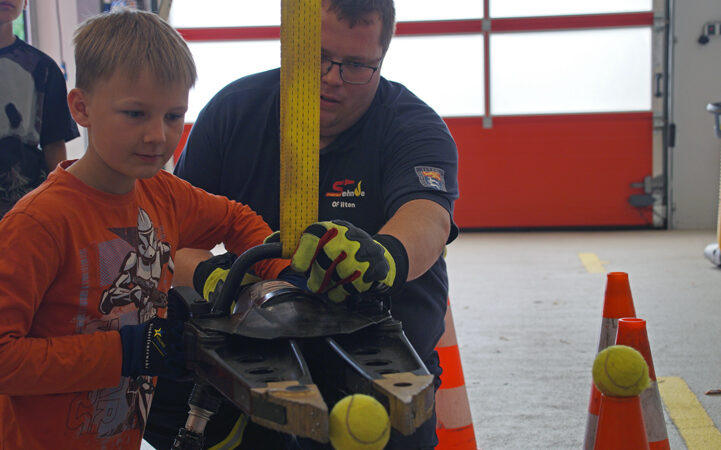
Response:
[68,88,90,127]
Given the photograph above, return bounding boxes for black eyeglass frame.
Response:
[320,56,381,85]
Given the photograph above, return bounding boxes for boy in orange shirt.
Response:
[0,9,291,449]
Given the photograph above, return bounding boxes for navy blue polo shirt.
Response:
[175,68,459,367]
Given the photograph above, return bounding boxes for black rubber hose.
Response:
[211,242,283,315]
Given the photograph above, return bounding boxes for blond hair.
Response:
[74,9,196,91]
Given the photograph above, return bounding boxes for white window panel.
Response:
[170,1,484,28]
[186,40,281,122]
[490,27,651,115]
[382,34,484,117]
[170,0,280,27]
[184,37,485,122]
[395,0,483,21]
[491,0,651,18]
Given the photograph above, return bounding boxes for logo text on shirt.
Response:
[326,179,365,208]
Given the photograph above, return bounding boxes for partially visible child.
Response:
[0,0,79,217]
[0,9,290,449]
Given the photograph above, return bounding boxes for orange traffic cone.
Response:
[594,394,650,450]
[616,318,670,450]
[584,272,637,449]
[435,299,478,449]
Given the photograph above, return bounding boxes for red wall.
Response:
[446,112,653,228]
[173,123,193,165]
[175,112,653,229]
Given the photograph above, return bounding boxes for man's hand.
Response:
[291,220,408,303]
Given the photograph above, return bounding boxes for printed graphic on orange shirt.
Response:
[67,372,155,439]
[326,179,365,209]
[99,207,173,324]
[414,166,446,192]
[67,207,174,440]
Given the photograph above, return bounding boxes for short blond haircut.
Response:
[74,9,196,91]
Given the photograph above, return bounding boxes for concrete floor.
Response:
[445,229,721,450]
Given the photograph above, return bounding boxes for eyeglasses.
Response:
[320,55,380,85]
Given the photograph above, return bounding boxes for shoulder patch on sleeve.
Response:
[414,166,447,192]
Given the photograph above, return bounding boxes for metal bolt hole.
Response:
[364,359,391,366]
[237,355,265,363]
[353,347,381,355]
[286,385,308,391]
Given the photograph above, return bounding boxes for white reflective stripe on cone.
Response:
[584,317,621,450]
[598,317,619,351]
[584,412,599,450]
[438,300,457,348]
[641,382,670,444]
[436,384,473,429]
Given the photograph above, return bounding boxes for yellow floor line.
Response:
[578,253,606,273]
[657,376,721,449]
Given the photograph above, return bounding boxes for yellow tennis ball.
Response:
[592,345,651,397]
[328,394,390,450]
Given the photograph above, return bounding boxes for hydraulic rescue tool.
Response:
[171,242,434,449]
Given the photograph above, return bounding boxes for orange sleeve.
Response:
[0,212,122,396]
[168,174,290,279]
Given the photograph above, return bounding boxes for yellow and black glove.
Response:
[192,252,239,303]
[290,220,408,303]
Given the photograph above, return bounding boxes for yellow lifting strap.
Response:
[279,0,321,258]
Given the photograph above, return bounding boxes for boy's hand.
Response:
[290,220,408,303]
[118,315,187,380]
[192,252,238,304]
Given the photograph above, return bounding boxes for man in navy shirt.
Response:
[145,1,458,448]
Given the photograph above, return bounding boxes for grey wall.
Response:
[30,0,86,160]
[670,0,721,229]
[29,0,123,160]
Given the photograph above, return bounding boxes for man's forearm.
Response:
[378,199,451,281]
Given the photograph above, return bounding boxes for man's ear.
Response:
[68,88,90,127]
